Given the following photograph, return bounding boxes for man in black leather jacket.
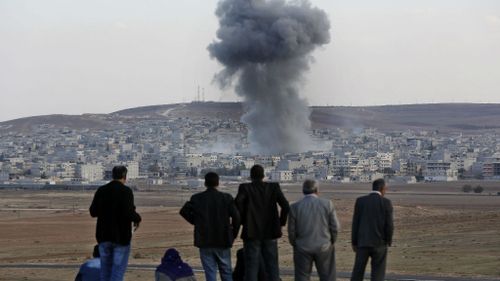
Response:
[180,172,240,281]
[89,165,141,281]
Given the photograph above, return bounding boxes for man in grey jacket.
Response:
[288,180,340,281]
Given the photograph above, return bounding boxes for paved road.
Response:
[0,263,497,281]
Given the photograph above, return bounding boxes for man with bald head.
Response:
[288,180,340,281]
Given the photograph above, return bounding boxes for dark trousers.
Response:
[351,246,387,281]
[243,239,280,281]
[293,245,336,281]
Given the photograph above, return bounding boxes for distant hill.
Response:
[1,102,500,133]
[112,102,243,120]
[310,103,500,131]
[0,114,110,132]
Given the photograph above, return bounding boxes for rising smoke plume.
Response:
[208,0,330,154]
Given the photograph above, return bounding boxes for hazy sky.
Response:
[1,0,499,121]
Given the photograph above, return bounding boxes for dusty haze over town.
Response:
[1,0,500,122]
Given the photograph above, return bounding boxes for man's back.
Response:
[180,188,240,248]
[235,181,289,240]
[289,195,339,253]
[352,193,393,248]
[89,181,141,245]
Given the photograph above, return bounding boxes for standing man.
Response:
[90,165,141,281]
[351,179,394,281]
[288,180,339,281]
[235,164,290,281]
[180,172,240,281]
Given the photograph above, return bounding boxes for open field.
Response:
[1,181,500,281]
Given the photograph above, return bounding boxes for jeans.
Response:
[199,248,233,281]
[99,242,131,281]
[243,239,280,281]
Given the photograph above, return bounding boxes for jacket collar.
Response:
[304,193,318,198]
[112,180,125,186]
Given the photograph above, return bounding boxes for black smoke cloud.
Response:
[208,0,330,154]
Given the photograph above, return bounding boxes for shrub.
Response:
[462,185,472,193]
[473,185,484,194]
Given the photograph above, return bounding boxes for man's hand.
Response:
[133,221,140,232]
[331,233,337,244]
[352,245,357,253]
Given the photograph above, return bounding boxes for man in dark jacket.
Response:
[235,165,290,281]
[180,172,240,281]
[351,178,394,281]
[89,165,141,281]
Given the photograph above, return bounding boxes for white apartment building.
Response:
[76,163,104,182]
[377,153,393,169]
[57,162,76,180]
[424,161,458,181]
[270,170,293,182]
[126,161,140,179]
[277,160,303,171]
[185,154,204,168]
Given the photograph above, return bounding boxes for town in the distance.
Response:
[1,102,500,190]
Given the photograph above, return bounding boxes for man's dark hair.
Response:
[303,179,318,195]
[372,178,386,191]
[112,165,128,180]
[250,165,265,181]
[92,244,100,258]
[205,172,219,188]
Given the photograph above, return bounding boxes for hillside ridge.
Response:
[2,102,500,133]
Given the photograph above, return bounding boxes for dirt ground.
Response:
[0,181,499,281]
